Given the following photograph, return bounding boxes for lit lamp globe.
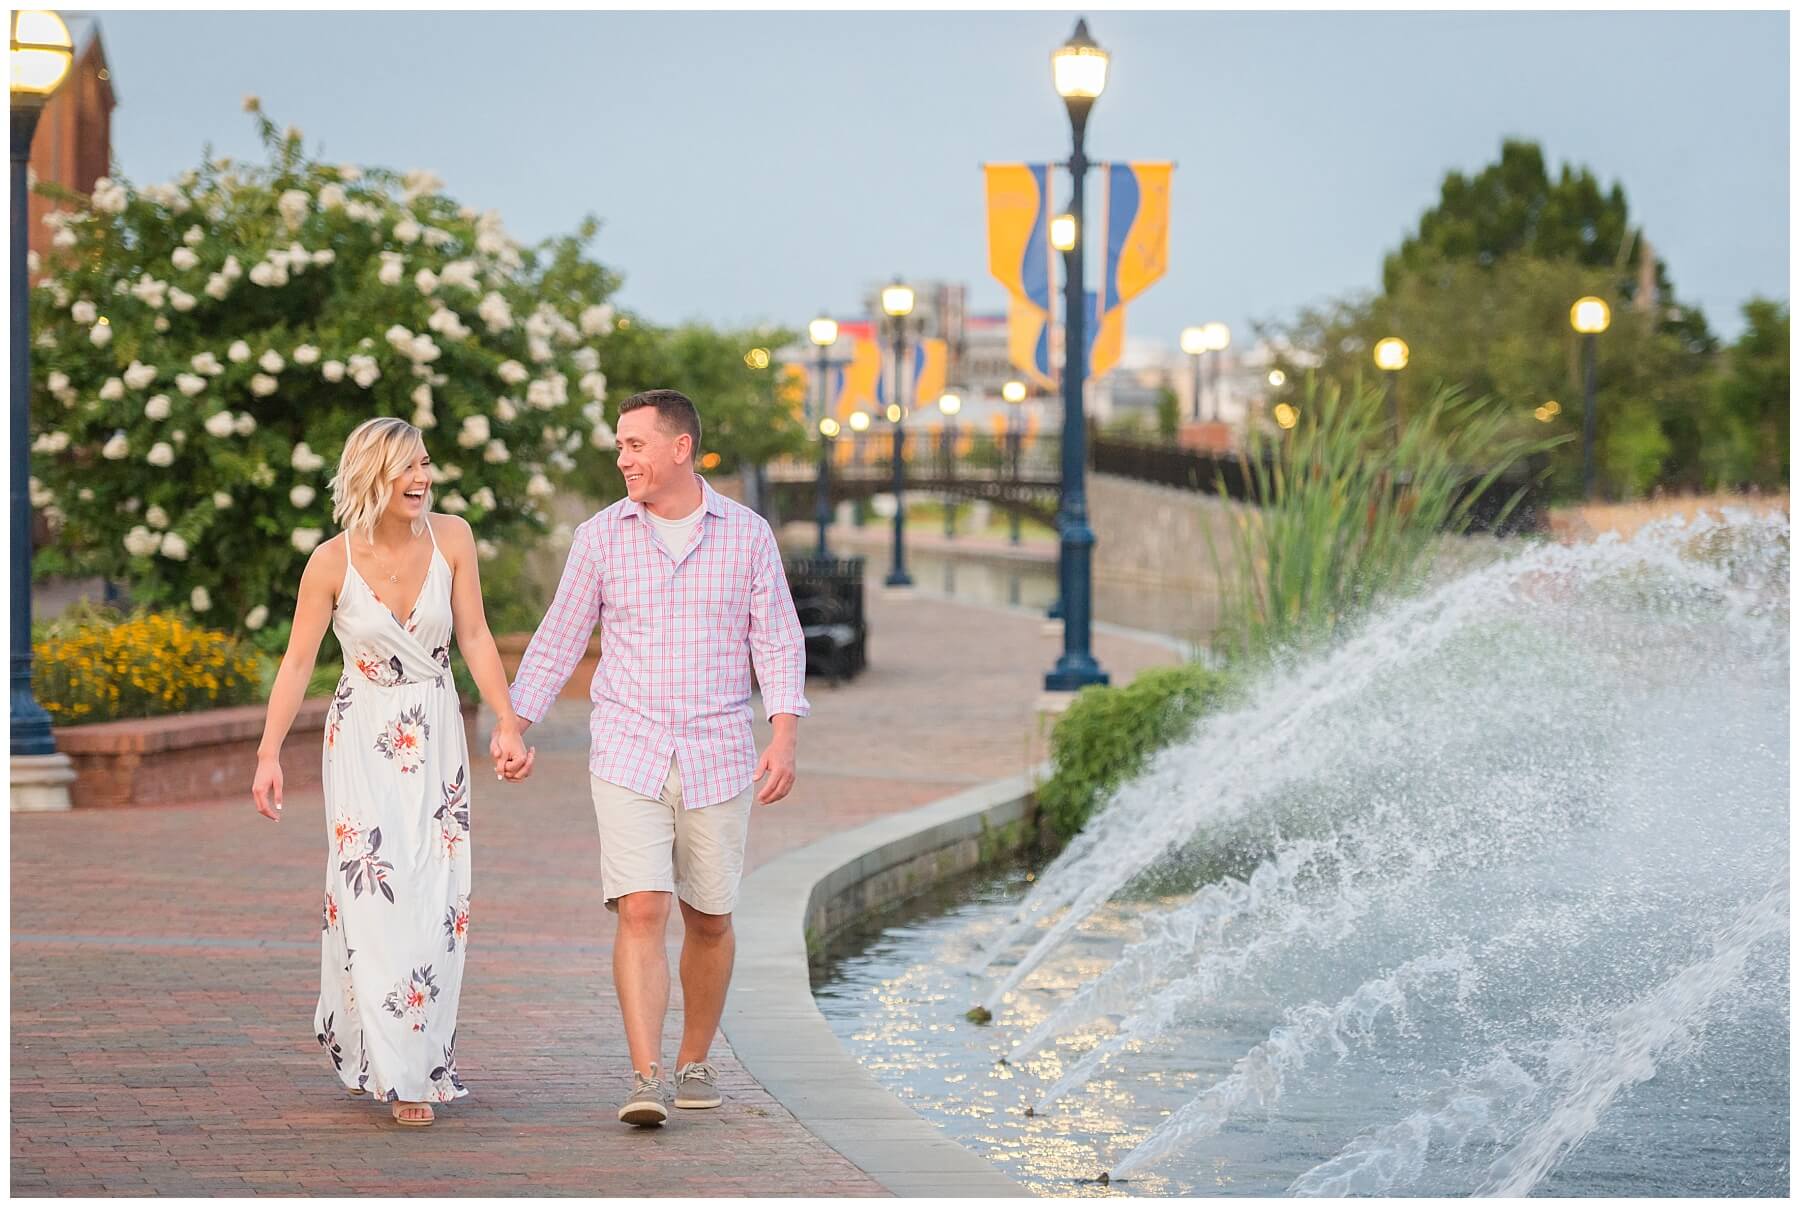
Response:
[10,10,75,103]
[1273,403,1299,430]
[1267,369,1287,388]
[1050,213,1078,252]
[938,392,962,417]
[808,316,839,347]
[1052,18,1109,101]
[744,347,770,369]
[1373,337,1410,372]
[849,410,871,433]
[819,417,841,438]
[881,279,914,318]
[1179,325,1209,356]
[1001,380,1027,405]
[885,403,903,424]
[1570,297,1611,335]
[1201,321,1231,352]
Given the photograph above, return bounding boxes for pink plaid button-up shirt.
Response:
[508,478,810,809]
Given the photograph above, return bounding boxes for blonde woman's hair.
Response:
[330,417,431,541]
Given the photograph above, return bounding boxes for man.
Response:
[499,388,809,1127]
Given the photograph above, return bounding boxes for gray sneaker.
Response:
[618,1063,668,1127]
[673,1060,722,1109]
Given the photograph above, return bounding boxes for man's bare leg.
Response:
[675,900,735,1068]
[613,890,672,1076]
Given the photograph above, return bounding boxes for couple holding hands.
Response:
[253,388,808,1127]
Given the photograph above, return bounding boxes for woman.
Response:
[253,417,529,1126]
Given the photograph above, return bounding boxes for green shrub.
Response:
[1037,662,1236,840]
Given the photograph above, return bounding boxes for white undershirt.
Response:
[645,501,704,558]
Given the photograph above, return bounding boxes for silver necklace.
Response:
[363,530,419,585]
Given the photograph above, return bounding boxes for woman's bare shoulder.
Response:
[427,512,475,553]
[302,533,349,590]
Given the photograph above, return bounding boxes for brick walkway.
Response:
[12,592,1178,1196]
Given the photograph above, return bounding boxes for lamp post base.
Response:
[11,752,75,812]
[880,578,916,596]
[1044,656,1109,694]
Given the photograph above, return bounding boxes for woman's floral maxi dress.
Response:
[315,525,471,1105]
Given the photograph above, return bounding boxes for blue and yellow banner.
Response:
[778,362,808,420]
[1086,289,1126,380]
[986,163,1058,390]
[834,338,883,419]
[875,337,948,410]
[915,337,947,407]
[1085,161,1172,381]
[1102,162,1172,308]
[984,160,1170,386]
[986,163,1052,309]
[1007,303,1055,390]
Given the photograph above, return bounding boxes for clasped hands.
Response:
[489,717,535,783]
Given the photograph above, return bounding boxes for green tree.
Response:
[1384,140,1688,321]
[1265,140,1721,499]
[1155,384,1181,439]
[1700,298,1789,489]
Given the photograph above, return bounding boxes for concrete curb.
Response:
[724,772,1045,1198]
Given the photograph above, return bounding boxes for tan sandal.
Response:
[391,1102,435,1126]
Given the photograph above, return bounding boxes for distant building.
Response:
[28,17,116,268]
[789,281,1288,446]
[1109,336,1286,446]
[855,279,970,383]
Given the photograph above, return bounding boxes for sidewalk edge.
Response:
[724,770,1047,1198]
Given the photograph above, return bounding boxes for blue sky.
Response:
[97,9,1787,346]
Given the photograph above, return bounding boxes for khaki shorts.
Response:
[588,757,754,916]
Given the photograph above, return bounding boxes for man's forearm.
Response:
[769,714,799,745]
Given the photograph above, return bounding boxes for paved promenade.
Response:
[12,591,1178,1196]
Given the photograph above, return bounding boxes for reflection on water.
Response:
[812,861,1180,1199]
[815,863,1789,1199]
[794,537,1214,645]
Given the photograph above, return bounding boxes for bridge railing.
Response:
[766,431,1545,534]
[769,431,1063,482]
[1087,433,1548,535]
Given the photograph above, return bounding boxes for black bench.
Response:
[784,555,868,685]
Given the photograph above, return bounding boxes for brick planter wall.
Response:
[53,698,480,809]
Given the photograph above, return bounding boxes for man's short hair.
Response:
[618,389,702,452]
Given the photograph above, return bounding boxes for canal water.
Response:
[784,532,1217,649]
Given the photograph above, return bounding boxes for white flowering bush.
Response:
[29,102,620,643]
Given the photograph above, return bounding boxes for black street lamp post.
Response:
[1002,379,1026,546]
[11,11,75,775]
[807,315,841,559]
[938,392,961,538]
[880,278,915,588]
[849,412,870,527]
[1044,18,1109,692]
[1570,297,1611,501]
[1180,326,1207,420]
[1374,337,1409,431]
